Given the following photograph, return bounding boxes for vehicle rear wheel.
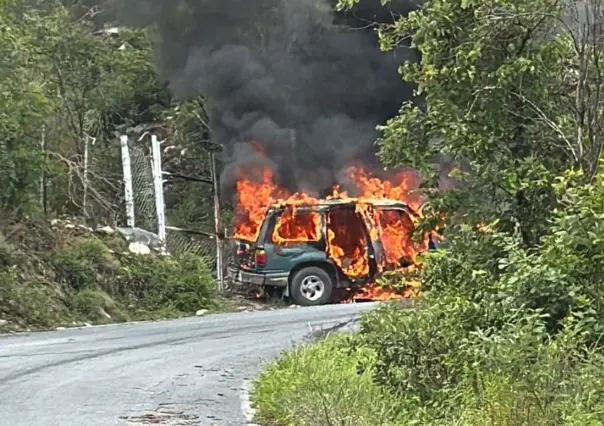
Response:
[289,267,333,306]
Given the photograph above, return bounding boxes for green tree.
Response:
[0,0,170,220]
[340,0,604,247]
[32,7,168,218]
[0,0,54,213]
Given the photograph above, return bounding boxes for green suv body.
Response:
[228,199,421,306]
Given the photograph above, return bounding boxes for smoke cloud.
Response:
[111,0,420,198]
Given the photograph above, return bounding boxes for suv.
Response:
[227,198,429,306]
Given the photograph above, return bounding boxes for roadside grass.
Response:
[251,334,401,426]
[251,301,604,426]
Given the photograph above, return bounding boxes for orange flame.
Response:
[272,206,322,245]
[233,164,432,301]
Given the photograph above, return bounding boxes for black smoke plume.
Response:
[111,0,421,198]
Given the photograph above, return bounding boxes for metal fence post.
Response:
[151,134,167,248]
[120,135,135,227]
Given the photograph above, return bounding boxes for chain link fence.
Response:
[129,138,157,234]
[122,128,231,287]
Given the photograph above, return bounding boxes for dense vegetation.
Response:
[252,0,604,424]
[0,0,220,330]
[0,220,218,330]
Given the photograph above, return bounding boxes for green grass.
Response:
[251,334,401,426]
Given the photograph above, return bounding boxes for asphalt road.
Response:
[0,303,376,426]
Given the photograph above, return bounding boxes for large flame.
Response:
[233,164,430,301]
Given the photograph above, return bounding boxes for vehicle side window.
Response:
[270,208,323,246]
[375,208,415,268]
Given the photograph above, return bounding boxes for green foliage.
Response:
[0,270,72,328]
[0,1,54,212]
[0,1,223,330]
[118,253,216,315]
[52,238,116,290]
[0,234,16,269]
[52,235,217,317]
[253,299,604,426]
[1,226,220,328]
[347,0,604,248]
[252,334,401,426]
[71,288,127,323]
[255,1,604,425]
[0,1,171,218]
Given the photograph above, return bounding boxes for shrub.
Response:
[0,271,71,328]
[455,326,604,426]
[252,334,402,426]
[71,288,127,323]
[117,252,216,315]
[0,233,15,269]
[52,238,117,290]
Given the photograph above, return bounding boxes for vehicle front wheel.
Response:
[289,266,333,306]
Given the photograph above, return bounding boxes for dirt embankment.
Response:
[0,216,221,332]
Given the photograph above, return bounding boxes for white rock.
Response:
[0,319,8,327]
[128,242,151,255]
[196,309,209,317]
[97,226,115,235]
[98,308,112,319]
[56,326,66,331]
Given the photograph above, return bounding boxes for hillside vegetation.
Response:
[0,0,222,330]
[0,218,218,332]
[252,0,604,425]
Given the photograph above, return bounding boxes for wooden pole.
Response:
[210,151,223,291]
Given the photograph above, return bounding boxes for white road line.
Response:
[240,379,261,426]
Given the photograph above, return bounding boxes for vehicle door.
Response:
[262,207,327,273]
[357,205,417,273]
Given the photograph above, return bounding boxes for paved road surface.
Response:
[0,303,376,426]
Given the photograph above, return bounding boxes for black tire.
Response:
[289,266,333,306]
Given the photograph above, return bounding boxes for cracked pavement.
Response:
[0,303,375,426]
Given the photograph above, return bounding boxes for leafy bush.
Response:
[252,334,401,426]
[52,238,117,290]
[0,229,221,328]
[55,241,217,320]
[252,167,604,425]
[117,253,216,315]
[454,325,604,426]
[71,289,128,323]
[0,271,72,328]
[0,234,16,269]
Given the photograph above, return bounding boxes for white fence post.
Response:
[151,134,167,248]
[120,135,135,227]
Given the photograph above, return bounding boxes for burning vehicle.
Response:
[227,166,435,306]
